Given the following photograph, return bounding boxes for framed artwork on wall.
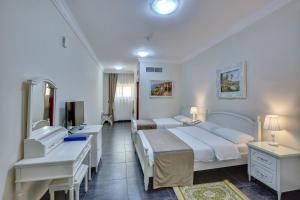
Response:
[150,80,173,97]
[217,62,247,99]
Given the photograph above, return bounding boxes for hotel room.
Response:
[1,0,300,200]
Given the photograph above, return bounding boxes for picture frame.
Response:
[150,80,173,98]
[216,62,247,99]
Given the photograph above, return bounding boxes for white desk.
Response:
[14,135,92,200]
[71,125,102,172]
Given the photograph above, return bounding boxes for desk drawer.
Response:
[251,149,276,170]
[251,163,276,190]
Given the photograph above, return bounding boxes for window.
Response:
[116,85,133,98]
[113,74,134,121]
[115,74,134,99]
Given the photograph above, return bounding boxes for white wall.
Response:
[0,0,103,199]
[139,61,182,119]
[181,0,300,149]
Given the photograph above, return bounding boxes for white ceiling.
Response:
[65,0,277,71]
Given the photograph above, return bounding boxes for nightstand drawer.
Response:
[251,163,276,189]
[251,149,276,170]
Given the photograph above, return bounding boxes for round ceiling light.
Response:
[137,51,150,58]
[150,0,179,15]
[115,66,123,70]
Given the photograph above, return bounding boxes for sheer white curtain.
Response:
[114,74,134,121]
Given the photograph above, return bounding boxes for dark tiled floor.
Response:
[42,122,300,200]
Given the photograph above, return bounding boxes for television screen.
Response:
[65,101,84,128]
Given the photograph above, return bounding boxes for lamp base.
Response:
[192,114,196,122]
[268,142,279,146]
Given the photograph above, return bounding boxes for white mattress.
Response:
[152,118,183,128]
[138,126,248,166]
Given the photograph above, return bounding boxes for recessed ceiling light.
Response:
[137,51,150,58]
[115,66,123,70]
[150,0,179,15]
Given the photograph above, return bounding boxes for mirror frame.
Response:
[27,78,57,138]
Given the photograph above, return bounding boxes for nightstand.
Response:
[183,120,201,126]
[248,142,300,200]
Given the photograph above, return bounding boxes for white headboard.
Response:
[206,111,262,141]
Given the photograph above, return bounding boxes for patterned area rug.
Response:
[173,180,249,200]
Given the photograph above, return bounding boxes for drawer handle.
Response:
[257,156,268,163]
[256,170,267,179]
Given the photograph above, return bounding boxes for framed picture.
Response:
[217,62,247,99]
[150,80,173,97]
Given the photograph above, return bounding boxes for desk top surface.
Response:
[15,136,92,167]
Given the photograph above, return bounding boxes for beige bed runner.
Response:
[143,129,194,189]
[136,119,157,130]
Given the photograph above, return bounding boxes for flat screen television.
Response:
[65,101,84,128]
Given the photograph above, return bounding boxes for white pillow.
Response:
[196,122,220,132]
[213,128,254,144]
[174,115,192,123]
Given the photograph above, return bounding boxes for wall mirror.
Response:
[27,78,57,138]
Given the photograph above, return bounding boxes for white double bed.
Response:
[134,111,262,190]
[132,115,193,130]
[131,115,195,142]
[148,117,185,128]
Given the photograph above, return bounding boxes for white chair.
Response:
[49,164,89,200]
[101,112,113,126]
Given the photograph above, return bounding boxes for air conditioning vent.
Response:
[146,67,163,73]
[155,67,163,72]
[146,67,155,72]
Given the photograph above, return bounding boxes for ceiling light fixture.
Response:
[115,66,123,70]
[137,51,150,58]
[150,0,179,15]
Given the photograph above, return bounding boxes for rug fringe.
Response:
[173,187,186,200]
[224,180,250,200]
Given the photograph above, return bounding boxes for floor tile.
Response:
[86,179,128,200]
[127,178,171,200]
[98,163,127,181]
[125,151,137,163]
[102,144,125,154]
[125,138,133,145]
[126,162,143,181]
[102,152,126,164]
[125,144,135,152]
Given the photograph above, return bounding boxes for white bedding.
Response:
[152,118,183,128]
[138,126,246,166]
[176,126,241,161]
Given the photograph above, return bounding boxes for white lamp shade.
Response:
[190,107,198,115]
[263,115,281,131]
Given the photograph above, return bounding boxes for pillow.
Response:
[174,115,192,123]
[212,128,254,144]
[196,122,220,132]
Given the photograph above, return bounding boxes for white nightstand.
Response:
[248,142,300,200]
[183,120,201,126]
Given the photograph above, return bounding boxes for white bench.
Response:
[49,164,89,200]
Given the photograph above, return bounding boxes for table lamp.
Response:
[190,107,198,122]
[263,115,281,146]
